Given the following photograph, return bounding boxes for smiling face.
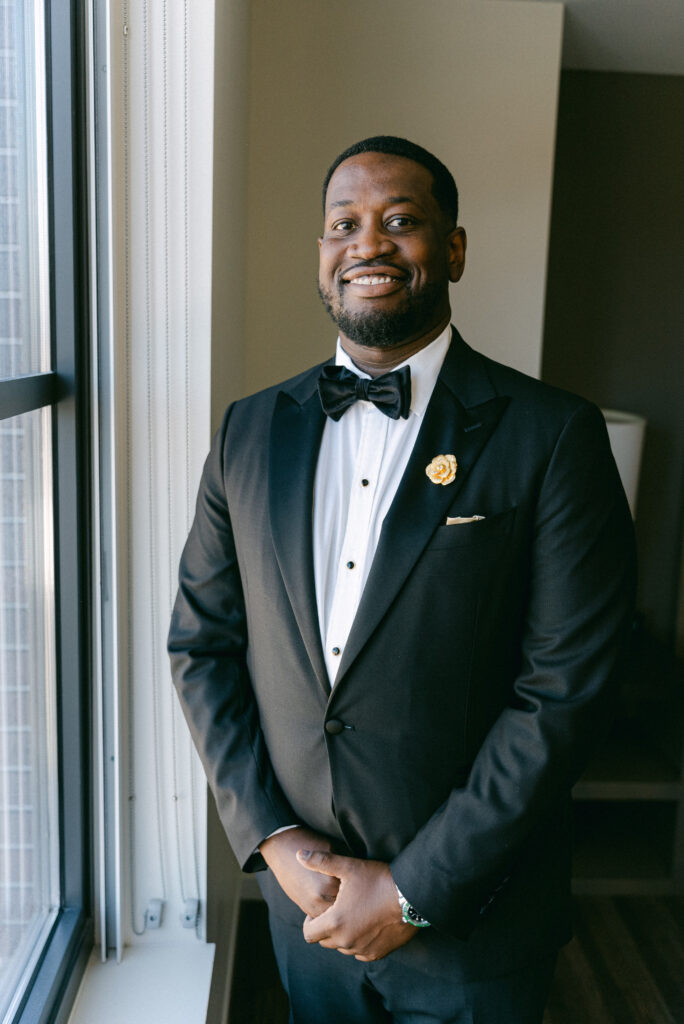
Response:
[318,152,466,351]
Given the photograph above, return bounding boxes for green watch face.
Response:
[401,902,431,928]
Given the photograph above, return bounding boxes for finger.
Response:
[303,906,340,945]
[303,912,329,944]
[353,944,383,963]
[304,929,340,951]
[297,849,350,877]
[303,923,332,945]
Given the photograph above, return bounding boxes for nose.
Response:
[349,218,396,260]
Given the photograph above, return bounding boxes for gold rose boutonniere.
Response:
[425,453,457,486]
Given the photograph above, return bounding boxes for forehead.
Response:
[325,152,437,214]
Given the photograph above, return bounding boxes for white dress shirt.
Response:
[313,325,451,686]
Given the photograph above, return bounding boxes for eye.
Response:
[386,214,416,229]
[331,218,355,233]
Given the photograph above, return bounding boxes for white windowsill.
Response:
[67,942,215,1024]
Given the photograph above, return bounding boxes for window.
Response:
[0,1,91,1021]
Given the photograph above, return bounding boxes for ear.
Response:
[447,227,467,283]
[318,236,323,250]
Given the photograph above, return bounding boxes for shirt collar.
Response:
[334,324,452,417]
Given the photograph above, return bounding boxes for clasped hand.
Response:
[259,828,416,961]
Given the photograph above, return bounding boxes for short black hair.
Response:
[322,135,459,227]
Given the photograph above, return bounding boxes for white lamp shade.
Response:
[602,409,647,519]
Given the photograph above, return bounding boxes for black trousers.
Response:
[268,912,558,1024]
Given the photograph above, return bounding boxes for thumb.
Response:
[296,849,348,877]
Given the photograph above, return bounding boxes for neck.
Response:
[339,315,451,378]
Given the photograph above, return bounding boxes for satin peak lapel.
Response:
[335,346,509,686]
[269,378,330,695]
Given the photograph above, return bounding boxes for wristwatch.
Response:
[396,886,431,928]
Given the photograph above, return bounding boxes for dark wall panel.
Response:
[543,70,684,645]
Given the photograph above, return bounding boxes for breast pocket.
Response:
[425,506,517,551]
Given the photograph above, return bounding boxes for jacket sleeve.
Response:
[389,401,636,937]
[167,404,299,870]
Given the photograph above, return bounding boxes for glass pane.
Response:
[0,407,58,1020]
[0,0,50,380]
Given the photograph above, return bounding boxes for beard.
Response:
[318,277,446,349]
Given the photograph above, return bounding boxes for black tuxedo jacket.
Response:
[168,329,635,978]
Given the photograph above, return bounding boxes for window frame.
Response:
[2,1,93,1021]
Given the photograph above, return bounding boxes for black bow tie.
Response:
[317,364,412,422]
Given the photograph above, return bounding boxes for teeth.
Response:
[351,275,394,285]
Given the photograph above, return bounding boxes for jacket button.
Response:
[325,719,345,735]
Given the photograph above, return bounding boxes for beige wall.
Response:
[211,0,563,410]
[210,0,251,428]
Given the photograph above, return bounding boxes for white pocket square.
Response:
[445,515,485,526]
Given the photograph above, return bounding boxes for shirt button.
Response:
[346,561,355,569]
[361,479,369,487]
[332,647,340,656]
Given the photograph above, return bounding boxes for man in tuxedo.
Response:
[168,136,636,1022]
